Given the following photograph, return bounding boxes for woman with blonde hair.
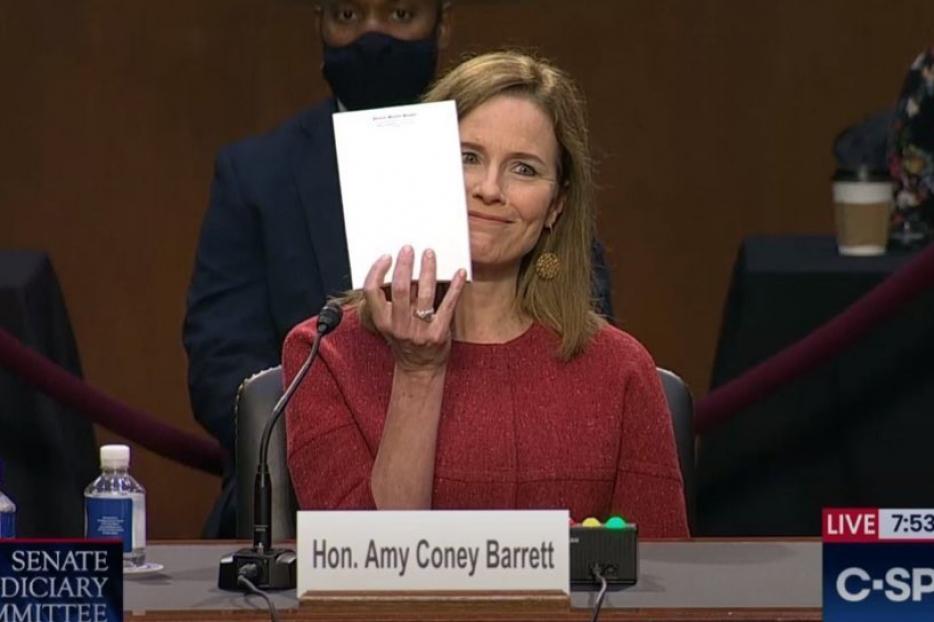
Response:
[285,51,688,537]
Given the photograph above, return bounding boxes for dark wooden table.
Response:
[124,540,822,621]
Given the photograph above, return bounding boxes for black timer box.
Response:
[569,524,638,588]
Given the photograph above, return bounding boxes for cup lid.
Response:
[833,165,891,182]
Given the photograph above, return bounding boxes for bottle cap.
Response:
[100,445,130,469]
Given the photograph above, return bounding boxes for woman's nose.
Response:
[468,166,505,204]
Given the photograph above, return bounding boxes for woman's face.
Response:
[459,94,564,275]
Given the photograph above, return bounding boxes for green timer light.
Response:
[605,516,627,529]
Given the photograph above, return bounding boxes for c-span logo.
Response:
[0,539,122,622]
[824,508,934,621]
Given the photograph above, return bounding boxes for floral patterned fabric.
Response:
[890,46,934,240]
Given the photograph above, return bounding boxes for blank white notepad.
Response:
[333,101,473,289]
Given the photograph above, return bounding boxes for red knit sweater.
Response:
[284,310,689,538]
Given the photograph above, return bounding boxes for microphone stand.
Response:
[219,304,342,591]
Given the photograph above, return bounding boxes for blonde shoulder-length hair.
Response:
[345,50,606,360]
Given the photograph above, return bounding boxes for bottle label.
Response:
[86,497,132,552]
[0,512,13,538]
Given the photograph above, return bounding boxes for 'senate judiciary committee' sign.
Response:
[0,539,122,622]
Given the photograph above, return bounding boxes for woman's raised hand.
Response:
[362,246,467,373]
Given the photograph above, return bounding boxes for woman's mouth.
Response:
[468,211,514,224]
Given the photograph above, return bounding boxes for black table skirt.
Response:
[698,235,934,536]
[0,250,97,536]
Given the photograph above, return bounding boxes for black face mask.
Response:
[322,31,438,111]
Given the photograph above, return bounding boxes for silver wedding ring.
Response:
[414,308,435,322]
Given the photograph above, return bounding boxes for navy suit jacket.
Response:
[183,98,615,535]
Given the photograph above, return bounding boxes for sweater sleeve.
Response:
[284,320,377,510]
[610,342,690,538]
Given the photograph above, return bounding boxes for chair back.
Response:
[234,365,695,539]
[657,367,696,532]
[234,365,296,540]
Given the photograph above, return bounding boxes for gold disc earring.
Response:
[535,225,560,280]
[535,251,560,280]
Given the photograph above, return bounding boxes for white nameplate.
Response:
[297,510,569,594]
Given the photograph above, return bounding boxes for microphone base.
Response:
[218,546,297,591]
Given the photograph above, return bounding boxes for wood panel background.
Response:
[1,0,931,537]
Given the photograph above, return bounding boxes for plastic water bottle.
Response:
[0,460,15,539]
[85,444,146,567]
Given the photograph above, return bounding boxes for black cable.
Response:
[590,565,608,622]
[237,565,281,622]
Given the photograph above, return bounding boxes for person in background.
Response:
[833,45,934,248]
[183,0,617,537]
[284,51,688,538]
[889,45,934,246]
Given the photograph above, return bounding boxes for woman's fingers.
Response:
[414,249,437,320]
[362,254,393,329]
[369,248,462,367]
[390,246,414,328]
[365,248,464,372]
[435,268,467,325]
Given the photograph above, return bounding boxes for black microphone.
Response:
[219,301,343,592]
[315,301,343,337]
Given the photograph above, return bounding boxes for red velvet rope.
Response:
[4,243,932,472]
[695,242,934,435]
[0,327,223,476]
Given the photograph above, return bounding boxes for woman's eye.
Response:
[512,162,538,177]
[462,152,480,165]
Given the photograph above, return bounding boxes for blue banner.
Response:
[824,542,934,621]
[0,540,122,622]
